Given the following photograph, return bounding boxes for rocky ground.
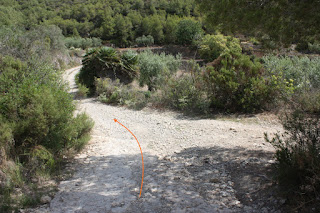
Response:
[24,67,285,213]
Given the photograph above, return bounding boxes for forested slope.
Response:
[1,0,201,46]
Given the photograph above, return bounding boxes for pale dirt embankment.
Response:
[27,67,284,213]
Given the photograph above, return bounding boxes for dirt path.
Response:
[34,67,284,212]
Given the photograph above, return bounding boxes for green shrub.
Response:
[121,50,139,70]
[77,84,89,98]
[138,50,181,91]
[0,56,94,212]
[29,145,55,176]
[81,38,92,49]
[69,48,84,58]
[308,42,320,54]
[262,55,320,91]
[249,37,260,45]
[79,47,138,94]
[66,113,94,152]
[205,53,294,112]
[95,78,148,109]
[0,25,67,67]
[294,91,320,114]
[92,37,102,47]
[260,34,278,50]
[265,111,320,197]
[65,37,102,49]
[155,73,210,113]
[0,116,13,165]
[135,35,154,47]
[65,37,80,48]
[0,28,93,210]
[3,162,24,188]
[176,19,203,45]
[198,34,242,62]
[0,55,93,163]
[96,78,122,104]
[296,42,309,52]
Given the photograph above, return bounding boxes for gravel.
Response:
[25,67,284,213]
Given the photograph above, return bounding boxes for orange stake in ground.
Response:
[114,118,144,198]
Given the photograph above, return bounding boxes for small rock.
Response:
[227,181,234,186]
[40,195,52,204]
[184,162,193,166]
[220,184,227,188]
[133,187,139,192]
[111,202,125,208]
[279,199,286,205]
[268,159,275,164]
[151,188,158,193]
[221,173,227,177]
[213,169,219,174]
[209,178,220,183]
[221,191,228,197]
[234,200,241,205]
[203,158,210,164]
[163,156,171,161]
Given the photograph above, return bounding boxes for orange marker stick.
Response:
[114,119,144,198]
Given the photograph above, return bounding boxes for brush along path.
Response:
[32,67,283,213]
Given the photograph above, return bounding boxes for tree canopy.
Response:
[0,0,201,47]
[196,0,320,44]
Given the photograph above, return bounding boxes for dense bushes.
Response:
[263,55,320,91]
[0,25,67,66]
[138,50,181,91]
[78,35,319,116]
[308,42,320,54]
[176,19,203,45]
[197,34,242,62]
[78,47,138,93]
[135,35,154,47]
[0,55,93,209]
[93,50,182,109]
[298,42,320,54]
[2,0,200,47]
[65,37,102,49]
[196,0,320,45]
[0,55,93,157]
[89,35,300,114]
[95,78,149,109]
[262,55,320,115]
[0,23,94,210]
[266,110,320,201]
[263,55,320,208]
[155,73,210,113]
[205,52,294,112]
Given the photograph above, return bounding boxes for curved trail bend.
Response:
[38,67,283,212]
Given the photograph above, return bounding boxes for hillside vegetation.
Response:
[1,0,320,211]
[1,0,201,47]
[0,3,94,210]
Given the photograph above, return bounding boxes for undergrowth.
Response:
[0,55,94,210]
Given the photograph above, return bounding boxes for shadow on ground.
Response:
[50,146,283,213]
